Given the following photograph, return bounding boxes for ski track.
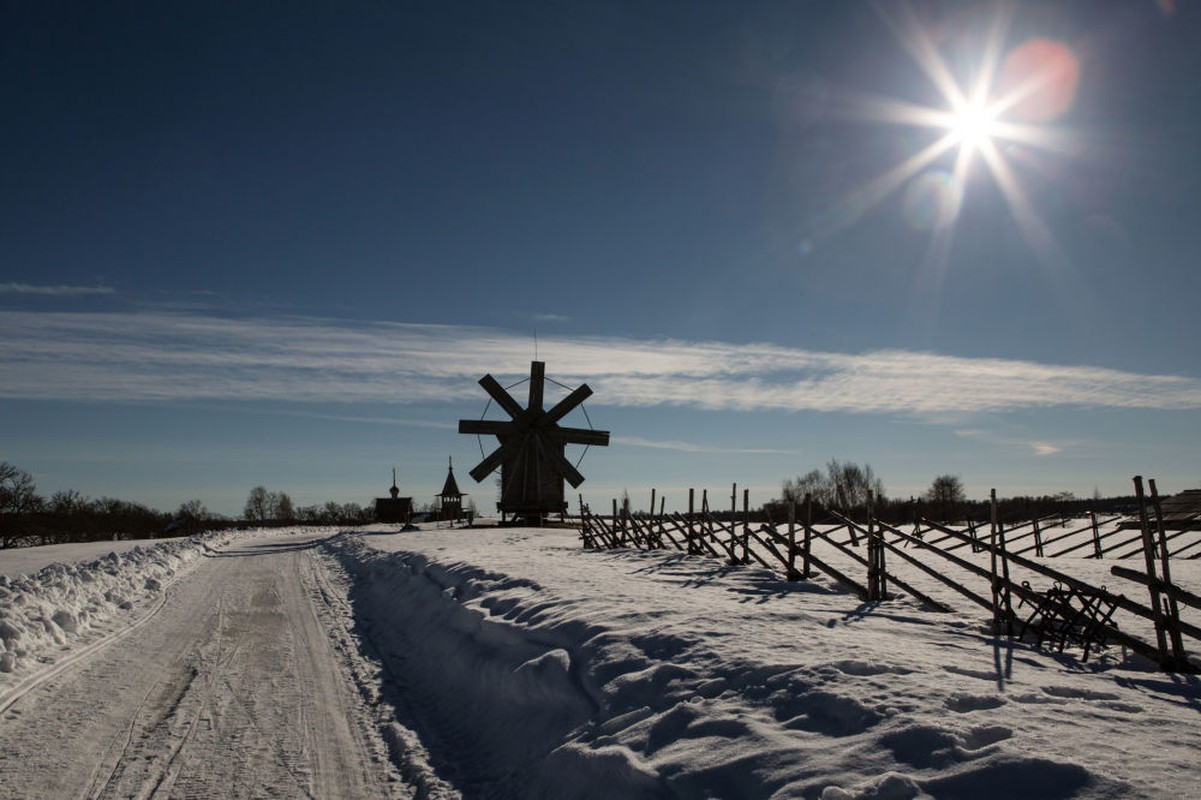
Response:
[0,532,412,799]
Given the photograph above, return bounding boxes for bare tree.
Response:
[826,459,885,509]
[177,499,208,521]
[49,489,90,515]
[244,486,271,522]
[924,474,966,521]
[781,469,832,507]
[270,491,295,522]
[0,462,42,514]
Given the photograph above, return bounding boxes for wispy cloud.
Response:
[0,282,115,296]
[613,436,798,455]
[3,310,1201,419]
[954,428,1070,456]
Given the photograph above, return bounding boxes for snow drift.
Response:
[0,531,230,676]
[322,526,1200,799]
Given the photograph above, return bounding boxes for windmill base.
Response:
[498,502,568,527]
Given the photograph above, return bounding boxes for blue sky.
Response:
[2,1,1199,516]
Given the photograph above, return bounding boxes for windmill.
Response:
[459,361,609,524]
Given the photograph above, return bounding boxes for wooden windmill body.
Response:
[459,361,608,523]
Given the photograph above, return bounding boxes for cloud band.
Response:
[2,310,1199,416]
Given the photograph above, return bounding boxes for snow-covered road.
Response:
[0,531,407,799]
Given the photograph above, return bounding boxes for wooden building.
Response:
[437,457,465,522]
[374,468,413,524]
[459,361,609,524]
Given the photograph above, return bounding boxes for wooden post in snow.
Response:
[1134,476,1170,665]
[688,488,696,554]
[612,497,621,546]
[1149,479,1186,666]
[729,483,738,564]
[989,489,1013,635]
[741,487,750,564]
[866,490,886,600]
[787,500,798,581]
[803,493,813,579]
[1091,510,1103,559]
[1032,509,1044,557]
[866,491,876,598]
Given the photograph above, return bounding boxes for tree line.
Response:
[241,484,374,527]
[763,459,1141,525]
[0,462,374,549]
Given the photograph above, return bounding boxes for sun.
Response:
[809,4,1082,272]
[949,99,998,151]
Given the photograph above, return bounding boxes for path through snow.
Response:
[0,531,409,798]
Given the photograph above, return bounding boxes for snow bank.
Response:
[0,530,232,677]
[325,527,1200,799]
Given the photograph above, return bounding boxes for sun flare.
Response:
[949,100,998,149]
[813,4,1082,275]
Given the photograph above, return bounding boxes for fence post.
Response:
[803,493,813,578]
[787,500,798,580]
[578,494,589,548]
[623,494,636,548]
[1090,510,1102,559]
[1134,477,1172,667]
[1032,509,1043,557]
[730,483,738,564]
[989,489,1013,636]
[741,488,750,564]
[688,488,696,554]
[866,490,885,600]
[702,488,711,551]
[612,498,621,546]
[1149,479,1186,665]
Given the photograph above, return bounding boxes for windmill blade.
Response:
[459,419,513,437]
[536,437,586,488]
[546,426,610,447]
[544,383,593,425]
[528,361,545,413]
[469,438,518,482]
[479,374,526,420]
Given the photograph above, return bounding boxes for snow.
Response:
[2,522,1200,798]
[0,531,232,676]
[0,535,201,578]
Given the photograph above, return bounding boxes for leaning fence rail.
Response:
[579,476,1200,672]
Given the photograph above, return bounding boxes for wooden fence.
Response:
[578,477,1199,673]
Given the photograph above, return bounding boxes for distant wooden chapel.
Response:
[374,468,413,524]
[437,457,465,522]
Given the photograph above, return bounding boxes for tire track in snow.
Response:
[0,531,412,799]
[304,540,458,799]
[0,541,212,719]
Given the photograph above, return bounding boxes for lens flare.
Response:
[808,4,1080,277]
[996,38,1080,122]
[902,171,963,231]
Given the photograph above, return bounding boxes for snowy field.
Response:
[2,523,1200,798]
